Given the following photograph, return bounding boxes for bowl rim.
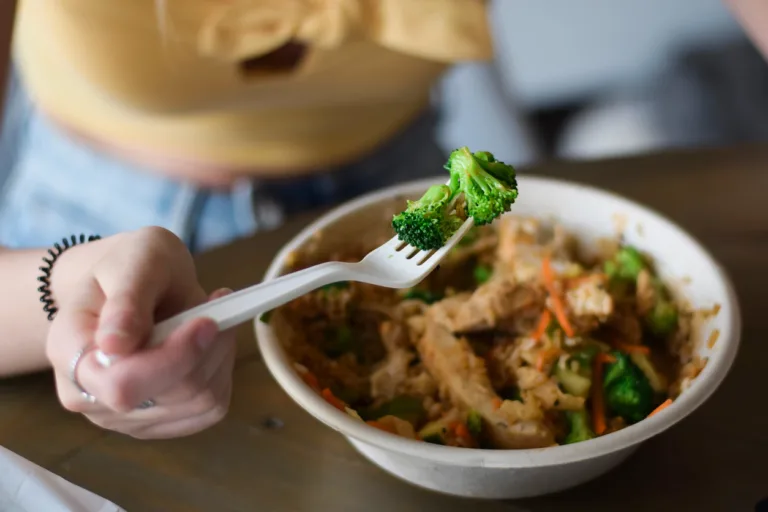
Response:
[255,174,741,468]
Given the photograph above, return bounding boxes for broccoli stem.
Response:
[392,184,463,251]
[563,410,596,444]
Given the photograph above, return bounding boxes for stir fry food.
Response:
[269,216,704,449]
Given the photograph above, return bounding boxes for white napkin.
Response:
[0,446,125,512]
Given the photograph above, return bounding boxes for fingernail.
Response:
[195,321,219,350]
[95,350,117,367]
[96,326,129,341]
[209,288,234,301]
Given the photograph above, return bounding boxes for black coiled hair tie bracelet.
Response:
[38,234,101,321]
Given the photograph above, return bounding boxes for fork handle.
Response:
[148,262,349,347]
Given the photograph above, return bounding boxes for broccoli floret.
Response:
[603,352,655,423]
[392,184,463,251]
[419,419,450,444]
[605,245,679,337]
[644,275,679,337]
[473,263,493,284]
[646,297,678,337]
[604,246,646,281]
[401,288,444,304]
[321,281,350,292]
[322,325,354,357]
[361,395,426,425]
[445,147,519,226]
[563,410,596,444]
[466,410,483,436]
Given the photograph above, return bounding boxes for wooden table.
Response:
[2,144,767,511]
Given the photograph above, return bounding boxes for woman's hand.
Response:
[45,227,237,439]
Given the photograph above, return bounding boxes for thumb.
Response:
[93,236,204,356]
[208,287,233,301]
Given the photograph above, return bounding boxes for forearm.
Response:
[0,236,122,377]
[0,1,16,130]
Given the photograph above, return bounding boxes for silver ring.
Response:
[137,399,156,410]
[69,343,97,403]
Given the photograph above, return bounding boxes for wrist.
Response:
[0,233,125,378]
[51,234,125,313]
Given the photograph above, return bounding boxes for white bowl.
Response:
[255,175,741,499]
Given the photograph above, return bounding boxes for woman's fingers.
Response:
[49,264,237,436]
[119,328,236,418]
[53,372,106,415]
[77,317,219,412]
[130,364,233,439]
[149,328,236,405]
[85,351,234,439]
[81,328,236,433]
[93,228,205,356]
[91,236,172,356]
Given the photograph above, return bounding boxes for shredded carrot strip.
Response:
[536,348,562,372]
[366,420,396,434]
[455,422,470,438]
[591,352,616,435]
[612,342,650,355]
[321,388,346,411]
[454,422,473,444]
[591,358,607,435]
[531,310,551,343]
[491,397,502,410]
[596,353,617,364]
[648,398,673,418]
[301,371,321,391]
[541,256,575,337]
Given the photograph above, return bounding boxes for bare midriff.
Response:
[13,0,493,186]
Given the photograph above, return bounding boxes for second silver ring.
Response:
[69,343,97,403]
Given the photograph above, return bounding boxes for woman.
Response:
[0,1,493,440]
[0,0,493,251]
[0,226,239,439]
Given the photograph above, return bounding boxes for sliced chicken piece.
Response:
[373,415,419,440]
[497,216,540,264]
[497,350,585,412]
[565,276,613,319]
[414,309,555,449]
[525,379,585,411]
[635,268,656,316]
[378,320,410,353]
[550,224,578,260]
[435,277,543,334]
[515,366,549,390]
[496,217,577,283]
[370,348,413,400]
[370,320,437,400]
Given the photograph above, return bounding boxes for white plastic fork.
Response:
[147,217,475,346]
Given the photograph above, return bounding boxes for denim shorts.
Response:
[0,68,446,253]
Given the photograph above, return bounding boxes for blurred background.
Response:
[1,0,765,250]
[438,0,765,167]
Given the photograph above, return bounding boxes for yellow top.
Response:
[13,0,492,176]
